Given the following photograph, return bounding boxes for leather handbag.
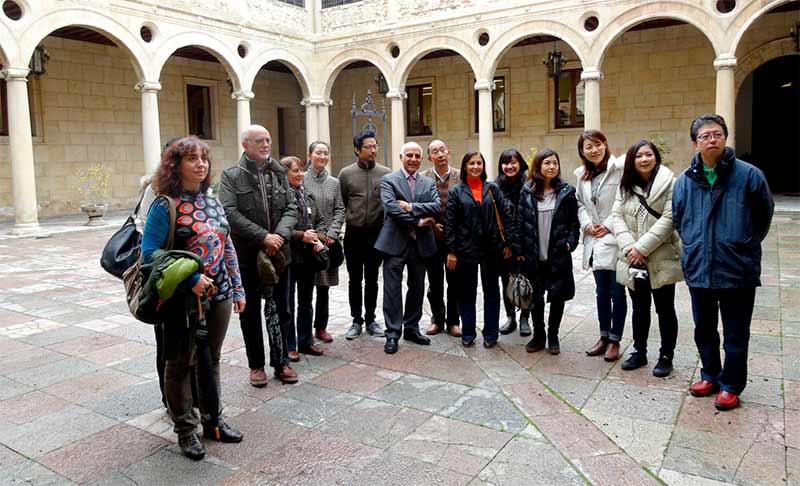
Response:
[328,239,344,269]
[305,245,330,272]
[506,271,535,310]
[100,191,146,279]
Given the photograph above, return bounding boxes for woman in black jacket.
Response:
[512,149,580,354]
[445,151,512,348]
[281,156,328,360]
[496,149,532,337]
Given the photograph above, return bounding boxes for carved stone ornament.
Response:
[321,0,387,33]
[398,0,476,17]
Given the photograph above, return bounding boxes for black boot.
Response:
[547,324,560,355]
[203,422,243,443]
[519,312,531,337]
[525,321,546,353]
[499,315,517,335]
[178,433,206,460]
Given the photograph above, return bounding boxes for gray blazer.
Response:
[374,169,441,259]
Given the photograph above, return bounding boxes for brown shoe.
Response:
[604,341,620,362]
[447,325,462,337]
[288,351,300,362]
[586,338,608,356]
[298,344,324,356]
[315,329,334,343]
[426,322,442,335]
[274,364,298,384]
[249,368,268,388]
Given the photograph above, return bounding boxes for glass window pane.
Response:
[187,84,213,140]
[492,76,505,132]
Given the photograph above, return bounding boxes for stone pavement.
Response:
[0,214,798,485]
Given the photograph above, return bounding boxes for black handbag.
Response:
[328,239,344,269]
[100,191,146,279]
[305,245,330,272]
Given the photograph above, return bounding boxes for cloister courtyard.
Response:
[0,208,797,485]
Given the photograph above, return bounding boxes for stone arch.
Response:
[728,0,796,54]
[151,31,244,89]
[320,47,393,97]
[242,48,312,98]
[735,38,797,93]
[483,19,589,80]
[592,2,724,68]
[0,19,16,66]
[19,8,148,79]
[394,35,481,88]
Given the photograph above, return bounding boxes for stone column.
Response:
[232,90,254,142]
[301,98,319,147]
[317,98,332,144]
[475,79,495,178]
[581,68,603,131]
[135,81,162,175]
[714,55,737,148]
[3,67,39,235]
[386,90,406,170]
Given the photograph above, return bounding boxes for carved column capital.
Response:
[0,67,30,81]
[135,81,162,94]
[386,90,407,100]
[231,90,255,101]
[580,68,604,82]
[473,79,495,91]
[713,55,737,71]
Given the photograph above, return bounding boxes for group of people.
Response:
[135,113,773,461]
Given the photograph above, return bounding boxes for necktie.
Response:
[407,174,416,201]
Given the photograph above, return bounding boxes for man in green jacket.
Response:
[338,130,391,339]
[219,124,298,387]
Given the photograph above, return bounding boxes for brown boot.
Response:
[586,338,608,356]
[274,364,299,384]
[447,325,462,337]
[426,322,442,335]
[604,341,620,362]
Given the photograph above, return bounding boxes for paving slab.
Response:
[441,388,529,433]
[582,380,684,424]
[255,383,361,427]
[318,397,431,449]
[311,362,401,396]
[115,448,235,486]
[370,374,470,413]
[476,437,585,486]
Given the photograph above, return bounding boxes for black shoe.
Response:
[621,353,648,371]
[203,422,243,443]
[403,331,431,345]
[499,318,517,335]
[652,356,673,378]
[547,335,560,355]
[178,433,206,460]
[462,338,475,348]
[525,338,546,353]
[384,337,399,354]
[483,340,498,349]
[519,316,531,337]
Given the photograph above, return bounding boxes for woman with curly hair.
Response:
[141,136,245,460]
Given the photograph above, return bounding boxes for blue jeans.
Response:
[456,257,501,343]
[593,270,627,342]
[689,287,756,395]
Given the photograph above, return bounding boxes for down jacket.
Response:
[511,181,580,302]
[574,155,624,271]
[444,180,512,264]
[672,147,774,289]
[610,165,683,290]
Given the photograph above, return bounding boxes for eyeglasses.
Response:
[429,148,448,155]
[697,132,725,142]
[362,144,379,151]
[249,137,272,145]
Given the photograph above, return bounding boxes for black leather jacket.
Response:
[444,180,512,264]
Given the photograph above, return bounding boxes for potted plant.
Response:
[76,163,111,226]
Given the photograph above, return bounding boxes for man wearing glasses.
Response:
[338,131,392,339]
[673,114,774,411]
[219,124,299,387]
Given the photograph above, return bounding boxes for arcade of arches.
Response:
[0,0,797,233]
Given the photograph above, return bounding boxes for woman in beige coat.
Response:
[611,140,683,378]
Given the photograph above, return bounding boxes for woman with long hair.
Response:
[444,151,512,348]
[303,141,346,344]
[611,140,682,377]
[575,130,627,361]
[495,149,532,337]
[141,136,245,460]
[511,149,580,354]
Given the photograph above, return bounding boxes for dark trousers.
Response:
[383,243,427,339]
[593,269,627,342]
[287,262,316,351]
[239,267,289,370]
[425,239,460,327]
[629,280,678,359]
[689,287,756,395]
[165,298,231,438]
[500,259,530,321]
[344,225,383,324]
[531,262,565,341]
[155,323,166,405]
[456,256,501,343]
[314,286,329,331]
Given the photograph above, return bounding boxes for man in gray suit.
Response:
[375,142,442,354]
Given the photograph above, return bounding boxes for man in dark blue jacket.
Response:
[673,114,774,411]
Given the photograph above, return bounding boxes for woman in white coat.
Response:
[611,140,683,377]
[575,130,627,361]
